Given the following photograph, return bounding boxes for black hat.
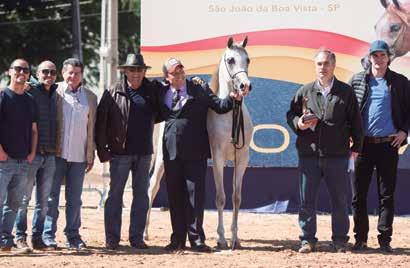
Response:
[118,53,151,69]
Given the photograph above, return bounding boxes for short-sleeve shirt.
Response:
[0,88,38,159]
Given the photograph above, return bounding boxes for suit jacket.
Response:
[158,80,233,161]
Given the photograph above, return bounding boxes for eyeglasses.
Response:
[41,69,57,76]
[10,66,30,74]
[168,68,184,76]
[126,67,145,73]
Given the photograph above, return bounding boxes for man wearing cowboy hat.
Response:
[95,53,161,250]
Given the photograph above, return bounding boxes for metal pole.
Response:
[72,0,83,61]
[99,0,119,189]
[99,0,108,93]
[107,0,118,87]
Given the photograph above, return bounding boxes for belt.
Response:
[364,136,394,144]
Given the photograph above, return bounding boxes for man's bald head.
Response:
[38,60,56,70]
[37,60,57,89]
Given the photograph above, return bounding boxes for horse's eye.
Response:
[227,58,235,65]
[247,58,250,64]
[390,24,401,32]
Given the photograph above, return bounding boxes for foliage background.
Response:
[0,0,140,90]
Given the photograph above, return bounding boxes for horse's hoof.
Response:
[231,240,242,250]
[216,241,229,249]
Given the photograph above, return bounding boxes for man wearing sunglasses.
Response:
[13,61,58,251]
[95,53,161,250]
[0,59,38,254]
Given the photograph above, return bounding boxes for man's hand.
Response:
[0,150,8,161]
[297,111,318,130]
[391,130,407,148]
[229,85,250,101]
[86,162,94,173]
[350,151,358,161]
[27,152,36,164]
[191,76,206,86]
[229,91,243,101]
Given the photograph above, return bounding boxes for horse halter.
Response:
[222,52,249,149]
[223,53,249,92]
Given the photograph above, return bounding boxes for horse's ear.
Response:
[227,37,234,48]
[241,36,248,48]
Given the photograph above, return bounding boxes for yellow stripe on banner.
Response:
[143,45,410,84]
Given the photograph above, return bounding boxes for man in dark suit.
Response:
[158,58,246,252]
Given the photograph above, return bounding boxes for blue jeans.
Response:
[15,154,56,242]
[298,157,350,245]
[43,157,86,241]
[104,154,151,245]
[0,159,30,248]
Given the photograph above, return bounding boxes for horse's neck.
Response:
[217,63,231,99]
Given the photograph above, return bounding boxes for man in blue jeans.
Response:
[0,59,38,254]
[349,40,410,253]
[43,58,97,250]
[14,61,58,251]
[95,53,160,250]
[287,49,363,253]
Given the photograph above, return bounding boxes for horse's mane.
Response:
[210,66,219,95]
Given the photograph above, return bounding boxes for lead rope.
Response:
[231,99,245,149]
[230,98,245,249]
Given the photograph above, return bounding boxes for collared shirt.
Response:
[164,84,188,110]
[316,77,334,98]
[362,76,396,137]
[61,83,89,162]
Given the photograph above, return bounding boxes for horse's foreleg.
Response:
[231,150,249,249]
[144,123,165,241]
[144,159,164,240]
[212,153,228,249]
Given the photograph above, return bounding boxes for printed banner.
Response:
[141,0,410,168]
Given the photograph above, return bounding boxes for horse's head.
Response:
[375,0,410,59]
[221,36,251,93]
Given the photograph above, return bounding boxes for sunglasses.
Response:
[10,66,30,74]
[126,67,145,73]
[41,69,57,76]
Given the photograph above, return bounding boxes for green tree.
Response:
[0,0,140,89]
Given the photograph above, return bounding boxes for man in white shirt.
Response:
[43,58,97,250]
